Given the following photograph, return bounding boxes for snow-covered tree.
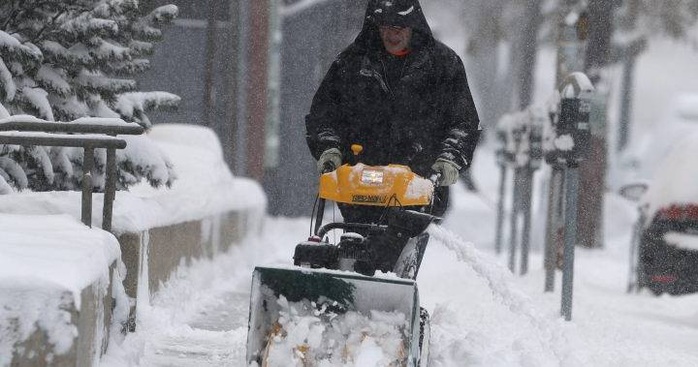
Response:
[0,0,180,193]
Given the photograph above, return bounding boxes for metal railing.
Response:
[0,118,145,232]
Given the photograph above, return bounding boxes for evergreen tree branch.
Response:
[30,10,67,45]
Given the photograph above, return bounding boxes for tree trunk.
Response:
[584,0,614,81]
[578,0,614,249]
[463,0,504,131]
[514,0,543,110]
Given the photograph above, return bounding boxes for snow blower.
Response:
[246,144,438,367]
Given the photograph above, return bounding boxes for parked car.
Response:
[623,129,698,296]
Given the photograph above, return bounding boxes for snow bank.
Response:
[111,124,266,234]
[0,213,121,363]
[0,123,266,234]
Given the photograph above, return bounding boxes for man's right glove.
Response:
[431,158,461,186]
[317,148,342,174]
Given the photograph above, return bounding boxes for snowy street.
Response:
[101,146,698,367]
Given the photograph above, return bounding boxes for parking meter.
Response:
[547,72,594,168]
[556,96,591,166]
[529,109,545,171]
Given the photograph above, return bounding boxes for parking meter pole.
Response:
[544,166,563,291]
[520,167,534,275]
[561,165,579,321]
[557,72,593,320]
[508,168,521,273]
[626,207,640,293]
[627,221,638,293]
[495,162,507,254]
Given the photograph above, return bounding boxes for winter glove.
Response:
[431,158,461,186]
[317,148,342,174]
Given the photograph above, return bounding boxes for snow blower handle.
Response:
[321,161,337,173]
[429,172,443,187]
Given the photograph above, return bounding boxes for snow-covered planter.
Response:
[0,214,127,367]
[111,124,266,312]
[0,125,266,366]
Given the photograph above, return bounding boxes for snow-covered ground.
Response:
[97,141,698,367]
[4,3,698,366]
[95,9,698,367]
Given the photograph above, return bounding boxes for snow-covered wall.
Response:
[0,124,268,365]
[0,213,123,367]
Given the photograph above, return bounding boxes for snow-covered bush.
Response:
[0,1,180,192]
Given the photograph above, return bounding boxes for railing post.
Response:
[82,147,95,227]
[0,117,143,233]
[103,147,117,232]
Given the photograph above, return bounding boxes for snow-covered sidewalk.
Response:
[100,147,698,367]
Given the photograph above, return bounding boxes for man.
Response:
[305,0,480,273]
[306,0,480,219]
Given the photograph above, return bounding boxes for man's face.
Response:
[379,25,412,54]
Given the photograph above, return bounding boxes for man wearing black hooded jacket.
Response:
[305,0,481,268]
[306,0,481,220]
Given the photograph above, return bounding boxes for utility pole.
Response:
[203,0,218,128]
[515,0,543,110]
[245,0,270,182]
[227,0,242,171]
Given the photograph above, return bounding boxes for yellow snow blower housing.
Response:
[319,163,434,207]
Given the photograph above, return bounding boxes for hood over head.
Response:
[354,0,433,52]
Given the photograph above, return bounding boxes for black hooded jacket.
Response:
[305,0,481,178]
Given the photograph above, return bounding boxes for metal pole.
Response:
[225,0,241,169]
[495,162,507,254]
[520,167,533,275]
[508,168,521,272]
[235,0,251,176]
[544,166,562,292]
[81,147,95,227]
[103,147,117,232]
[561,165,579,321]
[203,0,218,127]
[617,56,634,152]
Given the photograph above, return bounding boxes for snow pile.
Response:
[0,124,266,234]
[110,124,266,234]
[260,296,407,367]
[0,213,124,364]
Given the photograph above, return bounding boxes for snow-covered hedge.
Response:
[0,114,176,194]
[0,1,180,193]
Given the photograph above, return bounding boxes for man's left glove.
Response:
[317,148,342,174]
[431,158,461,186]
